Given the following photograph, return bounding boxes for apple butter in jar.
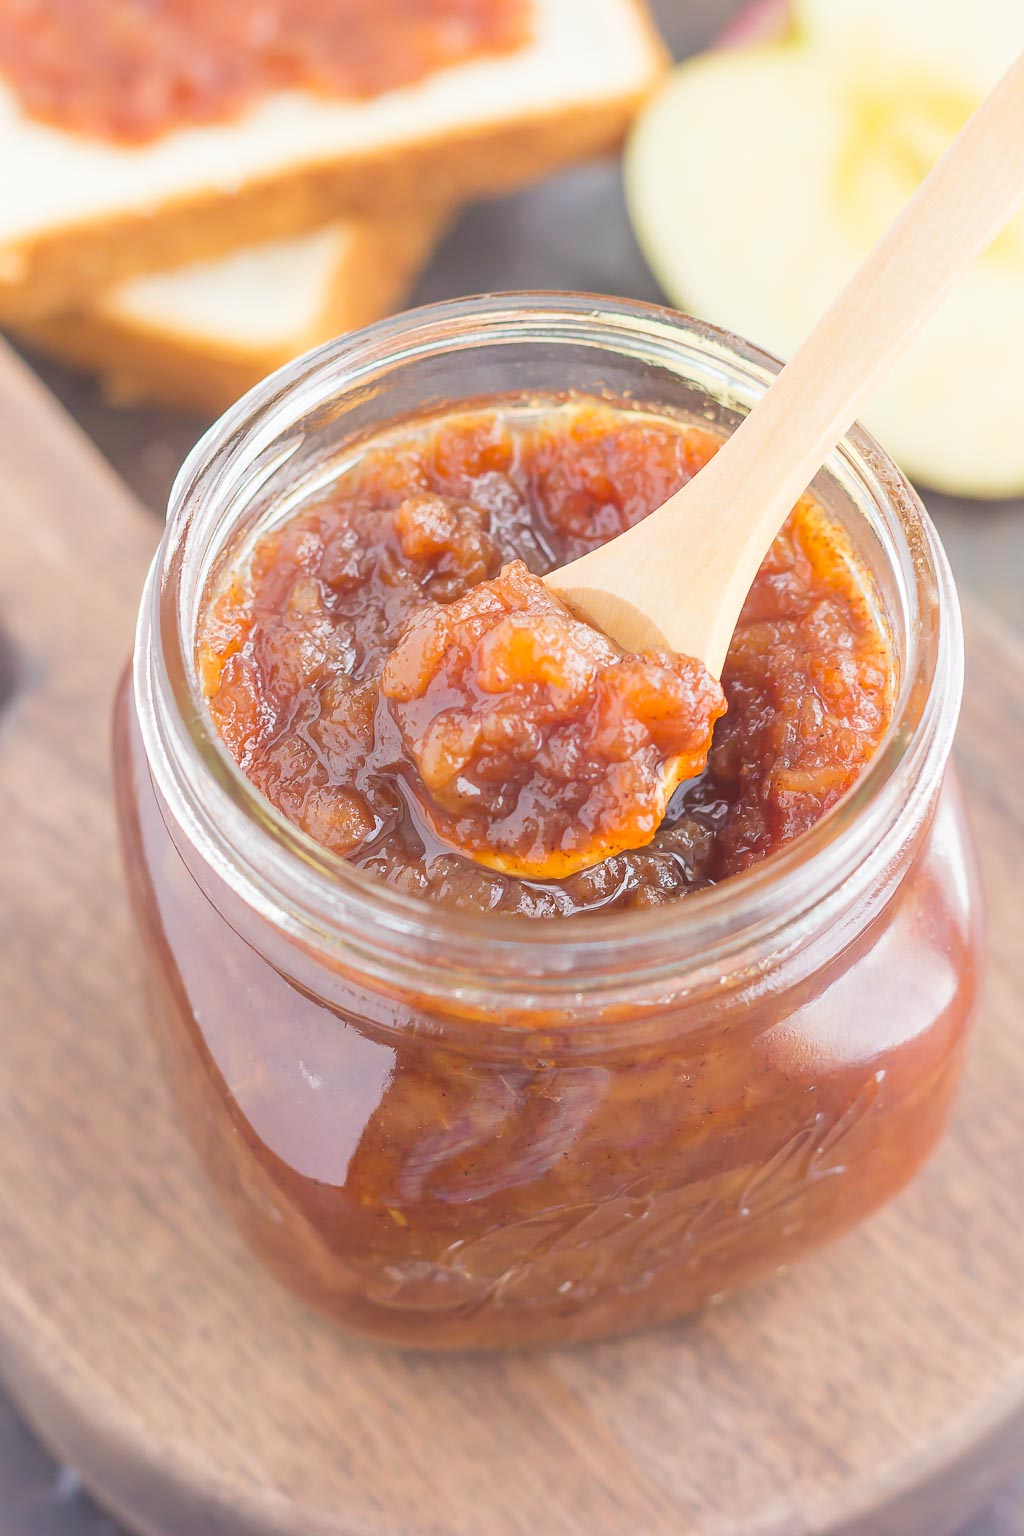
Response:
[116,297,982,1348]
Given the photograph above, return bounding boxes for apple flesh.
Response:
[627,0,1024,498]
[796,0,1024,100]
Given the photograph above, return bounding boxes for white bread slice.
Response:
[0,0,667,320]
[17,209,446,415]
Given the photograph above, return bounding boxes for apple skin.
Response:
[716,0,791,49]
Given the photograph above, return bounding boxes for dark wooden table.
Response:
[2,2,1021,1529]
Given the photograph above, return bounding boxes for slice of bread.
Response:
[0,0,667,319]
[17,210,446,415]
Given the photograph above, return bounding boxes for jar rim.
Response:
[136,293,963,1009]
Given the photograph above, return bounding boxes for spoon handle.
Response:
[550,49,1024,674]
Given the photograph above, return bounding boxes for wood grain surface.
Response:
[0,305,1023,1536]
[2,4,1023,1531]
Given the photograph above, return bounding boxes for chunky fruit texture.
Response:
[198,400,894,916]
[381,558,725,878]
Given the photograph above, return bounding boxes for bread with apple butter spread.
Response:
[0,0,667,319]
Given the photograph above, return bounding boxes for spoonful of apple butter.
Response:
[382,49,1024,879]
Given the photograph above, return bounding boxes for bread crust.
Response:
[17,210,448,415]
[0,13,668,321]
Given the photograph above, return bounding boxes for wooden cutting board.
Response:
[0,339,1021,1536]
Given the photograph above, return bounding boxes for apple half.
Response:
[626,0,1024,498]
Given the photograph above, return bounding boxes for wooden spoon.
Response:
[546,49,1024,679]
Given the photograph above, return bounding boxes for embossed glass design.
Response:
[114,297,983,1348]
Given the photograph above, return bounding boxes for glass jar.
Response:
[115,295,983,1350]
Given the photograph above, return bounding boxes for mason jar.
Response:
[114,295,983,1349]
